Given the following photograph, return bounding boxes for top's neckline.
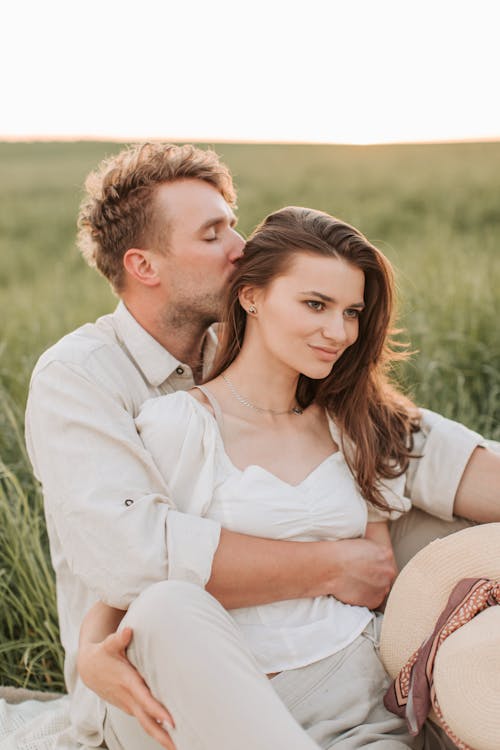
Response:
[181,389,342,489]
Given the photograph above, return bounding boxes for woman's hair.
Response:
[77,142,236,292]
[209,206,419,511]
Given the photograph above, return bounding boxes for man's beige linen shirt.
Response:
[25,302,222,744]
[25,302,485,746]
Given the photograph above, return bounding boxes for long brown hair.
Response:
[209,206,419,511]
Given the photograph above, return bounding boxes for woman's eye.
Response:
[205,235,217,242]
[306,300,325,311]
[344,308,360,319]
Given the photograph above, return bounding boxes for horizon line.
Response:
[1,134,500,147]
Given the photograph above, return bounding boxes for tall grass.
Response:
[0,140,499,689]
[0,393,64,689]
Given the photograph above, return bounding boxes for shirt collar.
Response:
[109,301,217,387]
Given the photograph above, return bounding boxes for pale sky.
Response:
[3,0,500,144]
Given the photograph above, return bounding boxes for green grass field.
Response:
[1,140,499,690]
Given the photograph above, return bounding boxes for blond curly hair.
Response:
[77,143,237,292]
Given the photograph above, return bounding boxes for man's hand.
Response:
[324,537,398,610]
[78,619,176,749]
[208,529,398,610]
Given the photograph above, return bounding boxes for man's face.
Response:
[153,179,244,327]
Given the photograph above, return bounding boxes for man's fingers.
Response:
[134,707,177,750]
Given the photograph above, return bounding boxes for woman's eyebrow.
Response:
[300,290,365,308]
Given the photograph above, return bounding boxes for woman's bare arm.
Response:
[78,602,175,750]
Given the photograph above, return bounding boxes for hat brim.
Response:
[433,607,500,750]
[380,522,500,678]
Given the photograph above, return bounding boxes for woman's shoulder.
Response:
[135,390,220,490]
[137,388,189,416]
[136,390,215,444]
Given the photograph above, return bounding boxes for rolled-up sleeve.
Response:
[166,511,220,585]
[405,408,488,521]
[136,393,223,586]
[25,359,220,608]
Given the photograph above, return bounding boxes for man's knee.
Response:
[390,508,475,571]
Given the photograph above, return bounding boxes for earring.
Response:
[248,305,257,314]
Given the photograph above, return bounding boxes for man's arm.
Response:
[453,445,500,521]
[208,529,396,609]
[26,358,217,607]
[27,357,393,609]
[405,408,498,522]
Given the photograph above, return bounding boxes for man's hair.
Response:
[77,142,237,292]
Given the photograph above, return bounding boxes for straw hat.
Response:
[380,523,500,750]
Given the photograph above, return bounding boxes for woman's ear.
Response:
[123,248,161,287]
[238,286,259,314]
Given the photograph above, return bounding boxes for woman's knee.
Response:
[122,580,219,639]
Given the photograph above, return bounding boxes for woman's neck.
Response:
[223,341,300,415]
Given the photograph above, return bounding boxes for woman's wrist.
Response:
[79,601,126,647]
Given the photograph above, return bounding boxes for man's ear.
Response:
[123,248,161,287]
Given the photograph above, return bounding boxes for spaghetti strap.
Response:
[193,385,225,438]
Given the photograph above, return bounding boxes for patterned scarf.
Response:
[384,577,500,750]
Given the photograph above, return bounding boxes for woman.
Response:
[79,207,419,749]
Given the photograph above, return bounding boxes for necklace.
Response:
[222,373,303,416]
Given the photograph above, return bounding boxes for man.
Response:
[26,143,500,749]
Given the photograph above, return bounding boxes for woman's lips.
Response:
[309,345,341,361]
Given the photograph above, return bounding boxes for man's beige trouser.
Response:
[104,510,472,750]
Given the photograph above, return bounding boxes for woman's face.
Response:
[247,252,365,379]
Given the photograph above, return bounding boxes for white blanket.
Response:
[0,696,76,750]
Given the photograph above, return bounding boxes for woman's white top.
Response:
[136,390,410,674]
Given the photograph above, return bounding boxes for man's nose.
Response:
[228,230,245,262]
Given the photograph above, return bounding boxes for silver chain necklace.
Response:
[222,373,303,416]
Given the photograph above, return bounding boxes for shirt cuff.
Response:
[405,408,487,521]
[166,510,221,587]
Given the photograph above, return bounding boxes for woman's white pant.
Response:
[103,581,417,750]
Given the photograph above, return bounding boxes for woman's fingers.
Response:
[127,670,175,730]
[103,626,132,655]
[107,628,176,733]
[116,626,133,648]
[79,625,176,739]
[134,706,177,750]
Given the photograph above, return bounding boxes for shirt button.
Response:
[175,366,184,375]
[124,498,134,507]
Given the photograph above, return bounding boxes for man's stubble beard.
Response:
[160,291,223,332]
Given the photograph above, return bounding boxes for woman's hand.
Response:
[78,603,176,749]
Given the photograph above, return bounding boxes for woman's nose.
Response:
[322,315,348,345]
